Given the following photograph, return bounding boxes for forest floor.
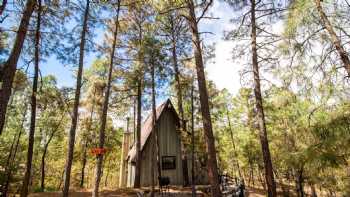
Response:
[27,186,265,197]
[28,188,139,197]
[244,187,266,197]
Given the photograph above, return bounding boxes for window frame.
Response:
[161,156,176,170]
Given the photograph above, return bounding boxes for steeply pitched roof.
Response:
[127,99,179,162]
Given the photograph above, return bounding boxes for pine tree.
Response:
[62,0,90,195]
[20,0,41,195]
[314,0,350,75]
[0,0,36,135]
[249,0,276,196]
[184,0,222,196]
[158,3,192,185]
[92,0,121,196]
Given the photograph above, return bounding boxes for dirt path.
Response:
[27,187,264,197]
[244,187,265,197]
[28,189,139,197]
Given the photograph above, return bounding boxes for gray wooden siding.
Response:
[157,109,183,185]
[126,108,184,187]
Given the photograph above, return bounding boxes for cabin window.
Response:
[162,156,176,170]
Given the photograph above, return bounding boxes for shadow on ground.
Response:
[27,186,270,197]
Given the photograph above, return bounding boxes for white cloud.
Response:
[206,40,241,95]
[200,1,243,95]
[201,1,286,96]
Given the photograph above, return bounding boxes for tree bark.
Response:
[150,60,155,196]
[191,83,197,197]
[40,136,51,191]
[104,156,111,187]
[150,54,161,195]
[0,0,36,135]
[134,11,144,188]
[1,132,16,193]
[92,1,120,196]
[133,97,136,144]
[80,139,88,188]
[62,0,89,196]
[80,87,96,188]
[3,131,23,195]
[20,1,40,195]
[40,114,64,191]
[295,169,304,197]
[250,0,277,196]
[134,79,142,188]
[314,0,350,76]
[2,107,27,196]
[186,1,221,196]
[170,16,190,187]
[226,110,243,179]
[170,18,185,138]
[4,125,17,175]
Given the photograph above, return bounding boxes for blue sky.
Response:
[3,1,241,95]
[41,1,242,94]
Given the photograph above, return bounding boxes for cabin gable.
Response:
[139,105,183,186]
[125,99,184,187]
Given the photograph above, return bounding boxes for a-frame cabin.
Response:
[120,99,185,187]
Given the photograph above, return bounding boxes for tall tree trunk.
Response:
[170,23,184,137]
[40,114,64,191]
[0,0,36,135]
[0,0,7,16]
[4,124,17,171]
[133,4,146,187]
[150,56,161,196]
[3,131,23,195]
[81,87,96,188]
[20,1,40,195]
[250,0,277,196]
[314,0,350,75]
[170,17,189,187]
[226,110,243,179]
[104,156,111,187]
[4,90,17,126]
[134,13,144,188]
[295,169,304,197]
[1,129,16,193]
[133,97,136,144]
[92,1,120,196]
[134,79,142,188]
[2,107,27,196]
[80,139,88,188]
[186,1,221,196]
[62,0,90,196]
[119,117,130,187]
[150,62,155,196]
[191,82,197,197]
[40,139,50,191]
